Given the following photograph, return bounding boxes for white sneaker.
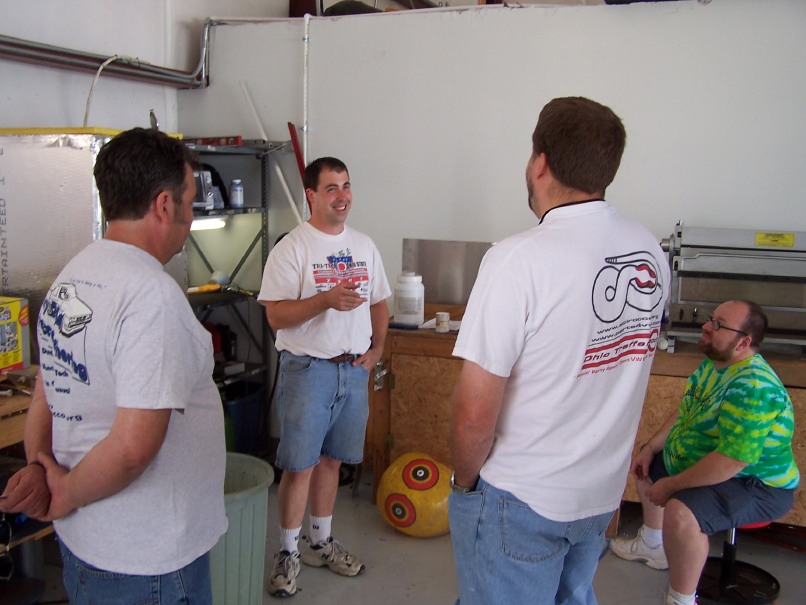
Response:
[300,535,365,577]
[610,527,669,570]
[268,550,301,598]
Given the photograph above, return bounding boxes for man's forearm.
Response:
[664,451,748,494]
[642,410,680,454]
[24,372,53,464]
[265,294,329,331]
[45,407,171,519]
[368,300,389,352]
[450,362,507,488]
[451,413,495,488]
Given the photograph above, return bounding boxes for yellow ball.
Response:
[376,452,451,538]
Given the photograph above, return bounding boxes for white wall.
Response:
[4,1,805,292]
[0,0,287,131]
[177,0,806,292]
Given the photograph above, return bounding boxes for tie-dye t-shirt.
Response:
[663,354,799,489]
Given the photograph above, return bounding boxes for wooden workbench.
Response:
[0,393,33,451]
[1,391,56,546]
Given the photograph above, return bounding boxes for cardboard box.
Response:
[0,296,31,375]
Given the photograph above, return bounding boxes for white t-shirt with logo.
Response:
[454,201,670,521]
[258,222,391,358]
[38,239,227,574]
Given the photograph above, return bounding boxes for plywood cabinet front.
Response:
[366,327,460,496]
[389,353,461,467]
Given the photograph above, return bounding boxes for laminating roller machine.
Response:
[661,223,806,352]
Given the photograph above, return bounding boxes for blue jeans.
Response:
[449,478,613,605]
[274,352,370,471]
[59,539,212,605]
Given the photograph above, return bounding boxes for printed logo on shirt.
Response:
[591,251,663,323]
[38,282,92,387]
[578,251,664,377]
[311,249,370,297]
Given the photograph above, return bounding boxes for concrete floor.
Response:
[258,476,805,605]
[30,473,806,604]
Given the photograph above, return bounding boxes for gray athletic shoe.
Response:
[268,550,301,598]
[300,535,365,577]
[610,527,669,570]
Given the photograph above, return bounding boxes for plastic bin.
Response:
[222,382,263,454]
[210,452,274,605]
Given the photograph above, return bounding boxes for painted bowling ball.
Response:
[376,452,451,538]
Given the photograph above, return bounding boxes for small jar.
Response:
[229,179,244,208]
[435,311,450,333]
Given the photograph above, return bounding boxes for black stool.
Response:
[697,521,780,605]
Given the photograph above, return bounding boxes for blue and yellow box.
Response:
[0,296,31,375]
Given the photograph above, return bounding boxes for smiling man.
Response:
[258,157,390,598]
[610,299,800,605]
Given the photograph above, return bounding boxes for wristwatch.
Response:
[450,472,473,494]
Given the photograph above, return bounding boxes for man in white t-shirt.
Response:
[0,128,227,604]
[258,157,390,598]
[449,97,670,605]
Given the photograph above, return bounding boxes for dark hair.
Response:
[93,128,198,221]
[532,97,626,195]
[738,300,768,350]
[303,157,349,191]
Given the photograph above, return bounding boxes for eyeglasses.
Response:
[0,514,14,581]
[707,316,748,337]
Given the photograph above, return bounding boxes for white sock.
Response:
[668,587,696,605]
[310,515,332,545]
[641,525,663,549]
[280,526,301,554]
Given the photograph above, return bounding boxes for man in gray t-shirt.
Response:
[0,128,227,603]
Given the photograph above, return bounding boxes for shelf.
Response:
[185,140,289,157]
[186,144,271,456]
[9,518,54,550]
[192,206,265,218]
[187,290,253,310]
[213,363,267,388]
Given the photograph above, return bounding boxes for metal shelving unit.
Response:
[185,141,287,456]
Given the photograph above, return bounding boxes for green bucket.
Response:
[210,453,274,605]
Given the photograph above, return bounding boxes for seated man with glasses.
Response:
[609,299,799,605]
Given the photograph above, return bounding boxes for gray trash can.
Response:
[210,452,274,605]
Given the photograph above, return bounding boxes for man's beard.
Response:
[698,337,735,363]
[527,179,536,213]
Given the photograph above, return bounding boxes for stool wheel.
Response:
[698,556,779,604]
[697,523,780,605]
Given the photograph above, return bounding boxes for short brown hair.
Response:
[94,128,198,221]
[304,157,349,191]
[532,97,626,195]
[738,300,768,350]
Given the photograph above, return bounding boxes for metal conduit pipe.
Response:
[0,19,213,89]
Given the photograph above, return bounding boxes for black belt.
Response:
[326,353,358,364]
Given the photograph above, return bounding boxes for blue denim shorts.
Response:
[274,351,370,471]
[59,539,212,605]
[649,454,796,534]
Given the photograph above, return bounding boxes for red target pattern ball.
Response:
[376,452,451,537]
[402,458,439,490]
[384,493,416,528]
